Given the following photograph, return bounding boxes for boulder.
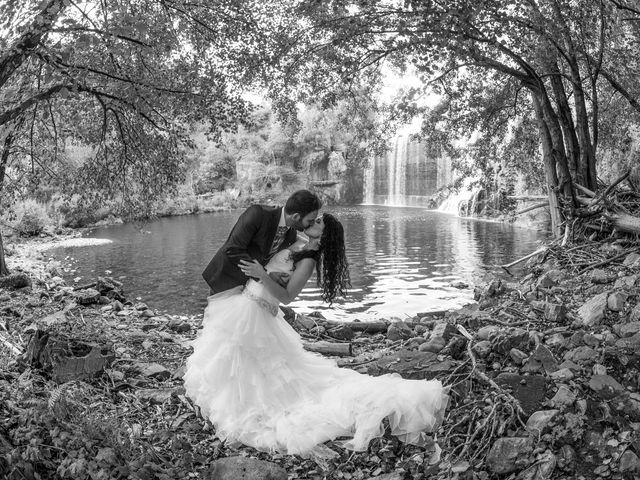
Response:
[525,410,560,436]
[577,292,608,326]
[486,437,534,474]
[386,321,413,341]
[608,292,627,312]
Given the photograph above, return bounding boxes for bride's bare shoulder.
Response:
[290,237,309,252]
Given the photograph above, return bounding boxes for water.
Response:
[48,206,548,321]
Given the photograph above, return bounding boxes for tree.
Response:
[255,0,640,237]
[0,0,277,274]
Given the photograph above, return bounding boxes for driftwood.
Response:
[606,212,640,235]
[314,318,389,334]
[507,195,548,201]
[515,201,548,215]
[501,247,548,275]
[303,341,352,356]
[575,183,596,197]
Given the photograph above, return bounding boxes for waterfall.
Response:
[437,179,481,216]
[363,134,444,207]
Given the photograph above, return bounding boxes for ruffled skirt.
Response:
[183,288,448,454]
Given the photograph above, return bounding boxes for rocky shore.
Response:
[1,233,640,480]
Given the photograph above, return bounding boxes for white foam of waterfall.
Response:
[437,179,481,216]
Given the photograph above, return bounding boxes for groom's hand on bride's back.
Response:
[269,272,290,287]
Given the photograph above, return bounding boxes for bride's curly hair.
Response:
[316,213,350,304]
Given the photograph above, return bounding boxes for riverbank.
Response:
[2,232,640,479]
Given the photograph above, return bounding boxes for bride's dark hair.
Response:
[316,213,350,304]
[290,213,350,304]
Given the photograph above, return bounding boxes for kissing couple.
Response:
[184,189,448,455]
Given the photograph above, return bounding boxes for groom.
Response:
[202,189,322,294]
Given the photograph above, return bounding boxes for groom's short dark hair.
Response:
[284,190,322,217]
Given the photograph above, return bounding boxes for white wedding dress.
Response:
[184,248,448,454]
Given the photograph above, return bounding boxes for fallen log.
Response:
[315,319,389,334]
[606,212,640,235]
[507,195,548,201]
[303,341,352,356]
[515,201,548,215]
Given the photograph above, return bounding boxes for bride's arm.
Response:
[238,258,315,305]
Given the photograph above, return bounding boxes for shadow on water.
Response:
[48,206,549,321]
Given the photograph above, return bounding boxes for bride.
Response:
[184,213,448,455]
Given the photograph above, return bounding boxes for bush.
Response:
[51,195,112,228]
[11,200,51,237]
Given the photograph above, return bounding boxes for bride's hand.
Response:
[238,259,267,280]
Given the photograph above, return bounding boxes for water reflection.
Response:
[47,206,548,321]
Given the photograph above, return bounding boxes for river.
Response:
[48,205,548,321]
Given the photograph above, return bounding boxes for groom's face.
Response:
[292,210,319,231]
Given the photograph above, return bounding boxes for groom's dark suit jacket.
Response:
[202,205,297,294]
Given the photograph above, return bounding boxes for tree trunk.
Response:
[532,94,563,237]
[549,60,580,184]
[0,231,8,276]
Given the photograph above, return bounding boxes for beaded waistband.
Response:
[242,287,279,316]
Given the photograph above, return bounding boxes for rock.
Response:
[472,340,492,358]
[549,384,576,408]
[588,374,625,397]
[0,272,31,290]
[616,321,640,338]
[205,456,287,480]
[590,269,615,284]
[477,325,500,341]
[582,333,600,348]
[112,300,124,311]
[419,337,446,353]
[327,324,355,341]
[515,450,556,480]
[140,310,155,318]
[495,373,547,416]
[544,302,566,322]
[615,275,639,289]
[491,328,529,355]
[545,333,566,348]
[537,270,564,289]
[623,252,640,266]
[431,322,458,341]
[522,344,558,374]
[619,450,640,473]
[608,292,627,312]
[630,304,640,322]
[564,346,598,365]
[549,368,574,382]
[137,362,171,380]
[525,410,560,436]
[615,332,640,349]
[450,281,468,289]
[386,321,413,341]
[577,292,608,326]
[486,437,534,474]
[136,388,176,404]
[96,276,125,301]
[510,348,528,365]
[294,314,316,330]
[72,288,101,305]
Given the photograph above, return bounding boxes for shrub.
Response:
[11,200,51,237]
